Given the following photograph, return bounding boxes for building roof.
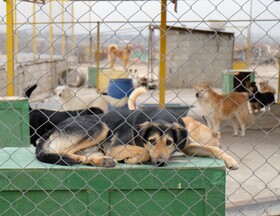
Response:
[151,25,234,36]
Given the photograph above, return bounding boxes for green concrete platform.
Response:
[0,147,226,216]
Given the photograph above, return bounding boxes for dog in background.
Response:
[24,84,103,146]
[259,80,276,95]
[195,83,253,137]
[54,85,128,112]
[247,81,275,113]
[108,44,133,71]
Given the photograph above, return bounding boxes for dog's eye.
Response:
[167,140,173,145]
[149,139,156,144]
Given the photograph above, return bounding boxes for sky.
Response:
[0,0,280,38]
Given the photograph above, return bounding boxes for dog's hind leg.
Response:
[62,124,117,167]
[183,143,238,170]
[106,145,150,164]
[109,55,116,71]
[230,117,240,137]
[86,153,118,167]
[212,113,220,134]
[122,59,128,71]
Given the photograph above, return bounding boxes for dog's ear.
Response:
[134,122,155,145]
[171,123,188,150]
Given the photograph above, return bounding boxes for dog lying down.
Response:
[53,85,128,112]
[36,87,238,169]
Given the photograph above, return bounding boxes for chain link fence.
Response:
[1,0,280,215]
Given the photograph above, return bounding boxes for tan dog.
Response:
[195,83,253,137]
[108,44,133,71]
[128,87,238,169]
[259,80,276,95]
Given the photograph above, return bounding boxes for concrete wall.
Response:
[165,28,234,88]
[0,59,68,99]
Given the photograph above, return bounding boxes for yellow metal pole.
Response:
[96,21,100,91]
[49,1,53,60]
[89,2,93,64]
[277,57,280,104]
[13,0,17,64]
[246,0,253,69]
[33,3,37,60]
[61,0,65,56]
[71,2,75,55]
[159,0,167,107]
[6,0,14,96]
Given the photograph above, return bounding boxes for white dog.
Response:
[53,86,128,112]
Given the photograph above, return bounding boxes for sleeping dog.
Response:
[36,108,188,167]
[36,87,238,169]
[24,84,103,146]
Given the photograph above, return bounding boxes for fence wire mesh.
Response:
[0,0,280,215]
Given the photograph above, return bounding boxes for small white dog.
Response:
[53,85,128,112]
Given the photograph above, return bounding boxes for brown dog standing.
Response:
[195,83,253,137]
[108,44,133,71]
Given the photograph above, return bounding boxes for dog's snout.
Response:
[195,92,199,98]
[155,159,167,167]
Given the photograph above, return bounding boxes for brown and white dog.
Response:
[195,83,253,137]
[108,44,133,71]
[259,80,276,95]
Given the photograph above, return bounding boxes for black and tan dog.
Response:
[36,108,188,167]
[36,87,239,169]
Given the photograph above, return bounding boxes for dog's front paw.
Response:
[232,133,239,137]
[77,155,87,164]
[101,156,118,167]
[225,157,239,170]
[124,157,139,164]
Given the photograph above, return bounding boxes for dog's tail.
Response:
[108,44,119,61]
[102,95,128,108]
[128,87,148,110]
[35,131,78,166]
[24,84,37,98]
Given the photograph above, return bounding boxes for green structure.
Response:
[0,147,226,215]
[0,97,30,147]
[222,69,255,93]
